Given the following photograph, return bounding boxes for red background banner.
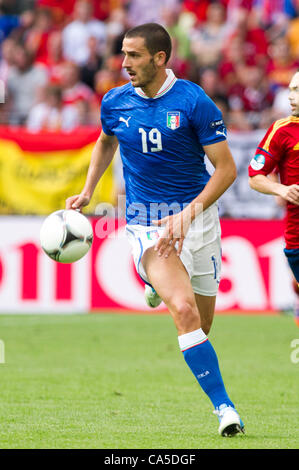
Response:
[0,217,293,313]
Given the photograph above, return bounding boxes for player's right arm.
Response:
[66,131,118,211]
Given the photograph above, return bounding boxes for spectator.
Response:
[126,0,181,28]
[105,7,128,57]
[0,17,19,45]
[198,67,226,100]
[227,64,273,129]
[252,0,288,41]
[232,8,269,68]
[286,0,299,60]
[90,0,116,22]
[161,6,194,80]
[214,94,230,125]
[271,87,292,120]
[225,0,254,33]
[36,30,67,84]
[94,54,127,102]
[80,35,103,90]
[218,34,247,90]
[0,36,17,85]
[6,44,48,124]
[198,68,230,124]
[162,6,192,61]
[36,0,76,24]
[37,0,114,22]
[0,7,35,45]
[62,0,106,66]
[26,84,80,131]
[59,60,97,124]
[60,60,94,104]
[190,2,230,69]
[25,8,54,63]
[284,0,299,18]
[182,0,216,22]
[266,36,299,93]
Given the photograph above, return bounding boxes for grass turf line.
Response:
[0,313,298,449]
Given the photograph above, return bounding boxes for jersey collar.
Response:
[134,69,177,99]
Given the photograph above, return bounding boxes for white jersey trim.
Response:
[134,69,177,99]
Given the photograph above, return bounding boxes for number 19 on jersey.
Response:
[139,128,162,153]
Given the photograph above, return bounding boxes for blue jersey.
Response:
[100,70,227,225]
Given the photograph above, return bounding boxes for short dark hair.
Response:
[124,23,172,64]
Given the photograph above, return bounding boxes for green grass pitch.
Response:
[0,313,298,449]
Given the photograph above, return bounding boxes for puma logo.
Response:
[216,129,227,137]
[119,116,131,127]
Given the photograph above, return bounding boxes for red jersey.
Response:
[248,116,299,249]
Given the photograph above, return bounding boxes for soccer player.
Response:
[248,70,299,326]
[66,23,245,436]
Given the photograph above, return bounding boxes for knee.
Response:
[171,299,200,334]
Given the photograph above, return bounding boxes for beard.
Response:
[133,58,158,88]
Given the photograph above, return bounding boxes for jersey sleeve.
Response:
[190,92,227,146]
[248,121,287,177]
[100,92,115,136]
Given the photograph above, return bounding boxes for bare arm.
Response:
[249,174,299,206]
[66,131,118,210]
[186,139,237,220]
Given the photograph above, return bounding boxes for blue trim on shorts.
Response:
[211,256,217,279]
[137,237,152,287]
[284,248,299,283]
[126,227,135,237]
[126,226,152,287]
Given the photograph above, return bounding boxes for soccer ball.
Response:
[40,209,93,263]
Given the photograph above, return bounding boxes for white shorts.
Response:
[125,203,222,296]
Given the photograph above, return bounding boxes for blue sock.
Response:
[178,328,234,409]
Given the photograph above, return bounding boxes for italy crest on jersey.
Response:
[167,112,180,130]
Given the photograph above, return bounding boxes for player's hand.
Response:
[278,184,299,206]
[65,194,90,212]
[152,211,192,258]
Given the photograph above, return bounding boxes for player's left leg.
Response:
[194,293,216,335]
[187,233,245,436]
[193,291,245,434]
[142,247,244,436]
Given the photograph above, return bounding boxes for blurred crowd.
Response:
[1,0,299,131]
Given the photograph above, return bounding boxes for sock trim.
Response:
[181,337,208,352]
[178,328,207,352]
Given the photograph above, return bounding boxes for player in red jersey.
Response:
[248,70,299,326]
